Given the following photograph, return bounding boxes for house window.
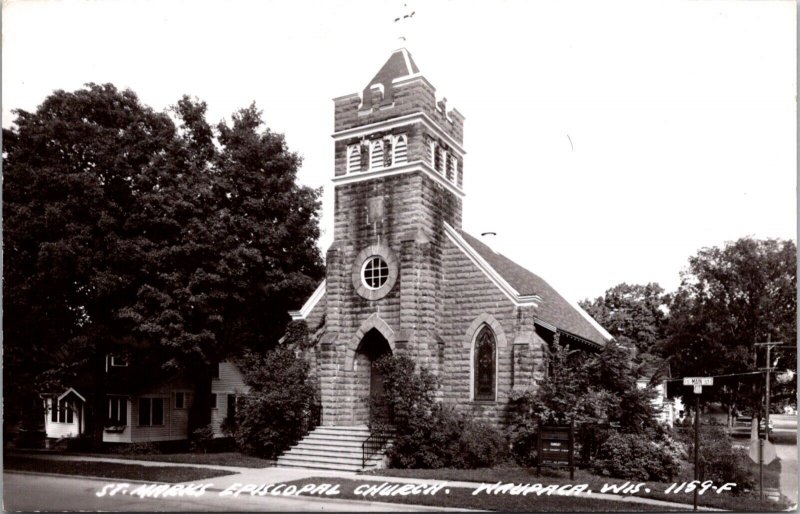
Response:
[107,397,127,425]
[393,135,408,164]
[138,397,164,426]
[210,393,218,409]
[52,398,73,423]
[110,355,128,367]
[473,326,497,401]
[175,392,185,409]
[361,257,389,289]
[346,144,361,173]
[152,398,164,425]
[227,394,236,420]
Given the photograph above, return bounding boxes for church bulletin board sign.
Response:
[537,421,575,480]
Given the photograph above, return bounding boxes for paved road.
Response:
[770,414,798,506]
[2,473,447,512]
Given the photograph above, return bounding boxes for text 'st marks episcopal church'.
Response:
[289,48,612,430]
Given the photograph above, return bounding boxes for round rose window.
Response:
[362,256,389,289]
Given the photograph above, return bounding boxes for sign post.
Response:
[683,377,713,512]
[537,420,575,480]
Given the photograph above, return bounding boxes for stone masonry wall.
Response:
[333,78,463,145]
[439,236,546,426]
[319,170,461,425]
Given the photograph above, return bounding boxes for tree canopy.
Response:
[580,282,669,354]
[3,84,324,434]
[659,237,796,415]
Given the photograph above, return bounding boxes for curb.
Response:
[4,471,475,512]
[1,458,740,512]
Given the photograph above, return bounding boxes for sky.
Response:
[3,0,796,302]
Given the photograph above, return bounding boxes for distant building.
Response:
[42,359,248,445]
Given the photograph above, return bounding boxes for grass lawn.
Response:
[362,462,789,511]
[89,451,273,468]
[5,456,238,483]
[281,477,690,512]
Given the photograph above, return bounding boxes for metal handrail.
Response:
[361,430,393,468]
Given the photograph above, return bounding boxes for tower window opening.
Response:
[362,257,389,290]
[393,135,408,165]
[427,138,436,167]
[447,155,457,182]
[436,148,446,175]
[370,140,384,170]
[347,144,361,173]
[383,137,394,168]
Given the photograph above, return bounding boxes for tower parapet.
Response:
[332,49,465,195]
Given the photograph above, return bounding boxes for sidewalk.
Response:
[9,451,724,511]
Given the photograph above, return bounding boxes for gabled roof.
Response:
[457,230,612,347]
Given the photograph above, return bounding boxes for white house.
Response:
[43,359,249,444]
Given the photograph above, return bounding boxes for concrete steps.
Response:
[276,425,390,472]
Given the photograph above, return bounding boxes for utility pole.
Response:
[683,377,712,512]
[755,336,789,442]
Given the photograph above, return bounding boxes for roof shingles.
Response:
[458,230,611,347]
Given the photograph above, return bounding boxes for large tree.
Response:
[3,84,324,443]
[658,237,796,421]
[580,282,669,354]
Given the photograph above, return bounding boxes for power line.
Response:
[665,370,766,383]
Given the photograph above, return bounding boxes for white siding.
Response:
[210,362,250,437]
[43,398,82,439]
[129,376,193,442]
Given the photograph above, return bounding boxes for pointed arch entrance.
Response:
[353,328,392,425]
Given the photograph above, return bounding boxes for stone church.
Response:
[282,49,612,468]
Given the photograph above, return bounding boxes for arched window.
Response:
[393,135,408,165]
[426,137,436,166]
[370,140,384,170]
[383,137,394,168]
[347,144,361,173]
[473,326,496,401]
[446,154,457,182]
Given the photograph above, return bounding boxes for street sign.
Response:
[693,385,702,394]
[749,439,777,466]
[683,377,713,386]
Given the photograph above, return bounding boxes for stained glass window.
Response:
[474,326,496,401]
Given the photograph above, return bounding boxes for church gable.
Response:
[455,230,612,348]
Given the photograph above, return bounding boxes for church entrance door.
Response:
[354,328,392,426]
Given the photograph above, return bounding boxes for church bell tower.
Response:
[319,48,466,424]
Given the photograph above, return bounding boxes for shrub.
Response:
[376,354,507,469]
[456,418,507,468]
[190,424,215,453]
[592,431,681,482]
[112,441,161,455]
[232,347,318,459]
[681,423,754,492]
